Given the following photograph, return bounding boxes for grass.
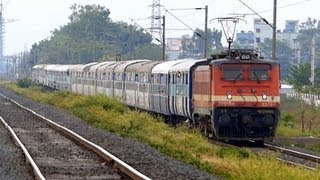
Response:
[277,95,320,137]
[3,82,320,179]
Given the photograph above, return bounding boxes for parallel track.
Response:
[264,143,320,170]
[0,93,150,180]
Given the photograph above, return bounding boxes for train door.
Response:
[175,72,186,117]
[159,74,170,115]
[169,73,176,115]
[134,73,139,108]
[151,74,161,113]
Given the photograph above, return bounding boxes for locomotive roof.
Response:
[208,49,278,66]
[209,57,278,66]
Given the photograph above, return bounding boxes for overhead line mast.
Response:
[150,0,162,42]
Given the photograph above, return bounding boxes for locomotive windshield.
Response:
[222,68,242,81]
[250,68,269,81]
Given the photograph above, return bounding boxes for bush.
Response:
[16,78,32,88]
[280,113,295,128]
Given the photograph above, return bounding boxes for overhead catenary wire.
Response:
[129,18,163,44]
[162,7,205,40]
[235,0,311,17]
[256,0,311,14]
[237,0,273,28]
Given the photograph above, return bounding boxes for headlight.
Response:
[262,91,267,100]
[227,91,232,100]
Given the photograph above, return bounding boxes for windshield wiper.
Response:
[233,73,242,84]
[253,71,260,84]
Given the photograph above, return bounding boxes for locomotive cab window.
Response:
[250,68,269,81]
[222,68,243,81]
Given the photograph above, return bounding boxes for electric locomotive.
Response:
[192,49,280,142]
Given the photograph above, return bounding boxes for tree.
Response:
[285,63,311,90]
[133,44,163,60]
[179,28,222,59]
[297,18,320,64]
[259,38,294,79]
[29,4,153,64]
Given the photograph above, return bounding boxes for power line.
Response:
[244,0,311,14]
[129,18,162,44]
[163,7,204,40]
[238,0,273,28]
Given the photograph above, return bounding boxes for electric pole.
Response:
[272,0,277,60]
[204,5,208,58]
[310,36,316,86]
[162,15,165,61]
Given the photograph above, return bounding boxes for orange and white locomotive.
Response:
[192,49,280,142]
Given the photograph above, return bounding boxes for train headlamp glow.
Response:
[262,91,267,100]
[227,91,232,100]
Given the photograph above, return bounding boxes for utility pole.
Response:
[204,5,208,58]
[295,41,301,64]
[272,0,277,60]
[129,25,133,59]
[162,15,165,61]
[310,36,316,86]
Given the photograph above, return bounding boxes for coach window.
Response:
[222,68,243,81]
[250,68,269,81]
[185,73,188,84]
[134,73,138,81]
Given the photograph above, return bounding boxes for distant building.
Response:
[235,31,255,49]
[251,19,299,49]
[253,18,273,44]
[166,38,182,60]
[283,20,299,33]
[277,20,299,49]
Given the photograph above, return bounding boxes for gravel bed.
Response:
[0,111,34,179]
[0,86,217,180]
[0,96,124,179]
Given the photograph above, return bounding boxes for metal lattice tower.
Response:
[150,0,162,42]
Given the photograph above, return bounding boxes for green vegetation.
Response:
[21,4,223,68]
[4,82,320,179]
[16,78,32,88]
[278,95,320,137]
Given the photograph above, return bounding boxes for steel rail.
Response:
[264,143,320,163]
[0,115,46,180]
[0,93,151,180]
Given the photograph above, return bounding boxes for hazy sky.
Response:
[3,0,317,55]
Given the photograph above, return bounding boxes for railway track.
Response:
[210,139,320,170]
[264,143,320,170]
[0,93,150,180]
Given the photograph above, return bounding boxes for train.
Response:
[32,49,280,143]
